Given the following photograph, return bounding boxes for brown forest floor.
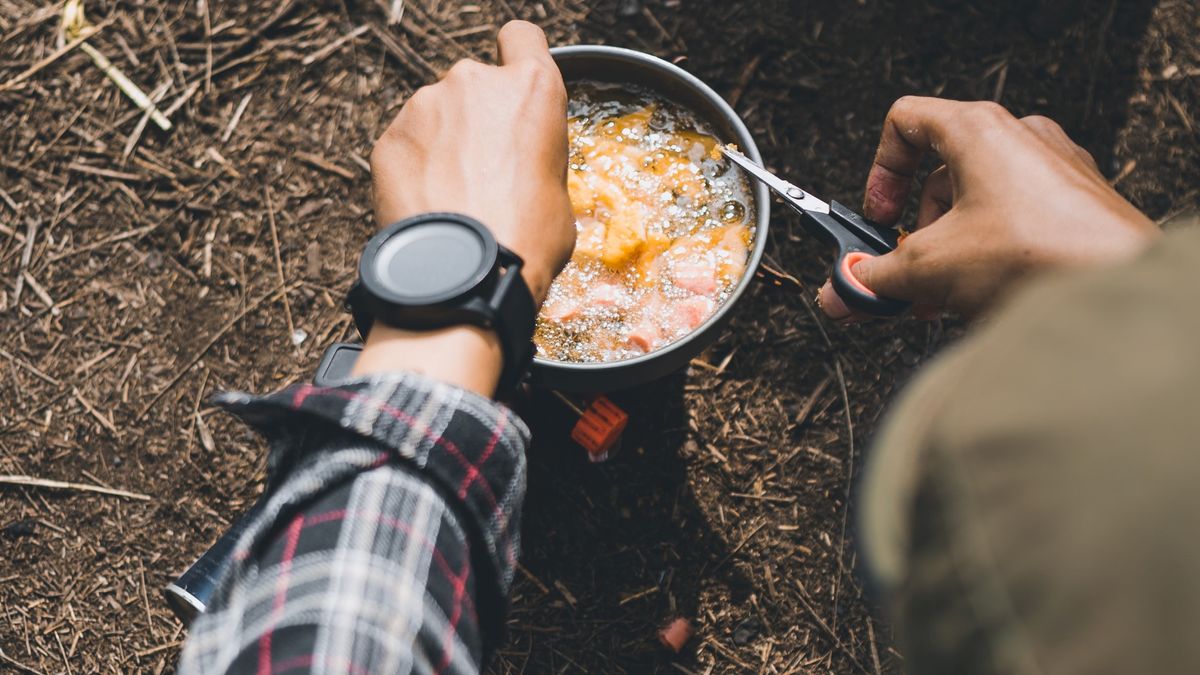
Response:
[1,0,1197,673]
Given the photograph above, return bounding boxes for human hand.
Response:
[370,20,574,305]
[817,97,1159,321]
[353,21,572,395]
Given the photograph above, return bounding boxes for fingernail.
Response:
[817,282,852,322]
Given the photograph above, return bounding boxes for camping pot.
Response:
[531,46,771,392]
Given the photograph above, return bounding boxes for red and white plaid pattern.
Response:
[178,372,529,674]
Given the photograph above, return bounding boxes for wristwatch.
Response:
[346,212,537,395]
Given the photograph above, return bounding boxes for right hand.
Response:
[817,97,1159,321]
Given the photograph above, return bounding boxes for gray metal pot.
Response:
[531,45,771,392]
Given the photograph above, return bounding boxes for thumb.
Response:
[497,20,551,66]
[815,245,921,321]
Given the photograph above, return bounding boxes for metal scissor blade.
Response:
[719,145,830,215]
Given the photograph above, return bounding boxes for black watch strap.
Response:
[484,246,537,396]
[347,238,537,398]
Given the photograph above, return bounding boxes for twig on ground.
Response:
[702,636,758,672]
[22,272,60,317]
[61,2,171,130]
[122,80,173,159]
[0,348,61,386]
[294,151,356,180]
[794,373,833,426]
[517,563,551,595]
[618,586,659,606]
[831,357,855,630]
[134,642,183,659]
[760,257,833,347]
[221,93,253,142]
[0,390,72,435]
[705,520,767,576]
[794,580,871,674]
[866,616,883,675]
[73,388,119,435]
[388,0,405,25]
[302,24,370,65]
[210,0,300,69]
[162,81,201,119]
[0,648,47,675]
[77,41,171,131]
[370,24,438,79]
[12,218,37,306]
[496,0,519,20]
[0,22,109,92]
[264,188,296,343]
[0,475,150,501]
[728,53,763,108]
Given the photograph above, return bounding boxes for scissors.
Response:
[720,146,911,317]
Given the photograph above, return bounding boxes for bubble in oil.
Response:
[720,200,746,223]
[648,109,671,132]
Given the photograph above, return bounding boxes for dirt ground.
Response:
[0,0,1196,673]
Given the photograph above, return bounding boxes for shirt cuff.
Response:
[213,371,529,633]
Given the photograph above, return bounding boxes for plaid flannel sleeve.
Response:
[177,372,529,675]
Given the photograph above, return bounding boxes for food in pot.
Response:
[534,84,756,363]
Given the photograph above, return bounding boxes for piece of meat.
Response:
[568,170,595,215]
[541,293,582,322]
[671,250,718,296]
[586,138,648,174]
[668,295,716,335]
[716,225,750,283]
[573,217,607,261]
[588,280,630,309]
[625,292,668,353]
[634,231,672,284]
[589,175,628,219]
[625,319,661,353]
[600,206,646,269]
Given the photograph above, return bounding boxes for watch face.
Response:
[370,220,493,301]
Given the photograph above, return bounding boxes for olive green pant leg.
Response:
[860,224,1200,675]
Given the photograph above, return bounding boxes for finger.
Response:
[916,164,953,229]
[1020,115,1101,176]
[866,98,1025,225]
[816,233,928,323]
[816,279,945,323]
[816,281,866,323]
[843,209,964,306]
[864,96,975,224]
[497,20,552,66]
[847,241,922,305]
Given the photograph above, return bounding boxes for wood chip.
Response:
[294,151,357,180]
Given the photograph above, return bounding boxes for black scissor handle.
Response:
[831,246,910,316]
[829,201,900,252]
[803,205,911,317]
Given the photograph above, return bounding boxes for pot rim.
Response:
[532,45,771,378]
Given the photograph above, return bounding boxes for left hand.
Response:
[369,21,575,305]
